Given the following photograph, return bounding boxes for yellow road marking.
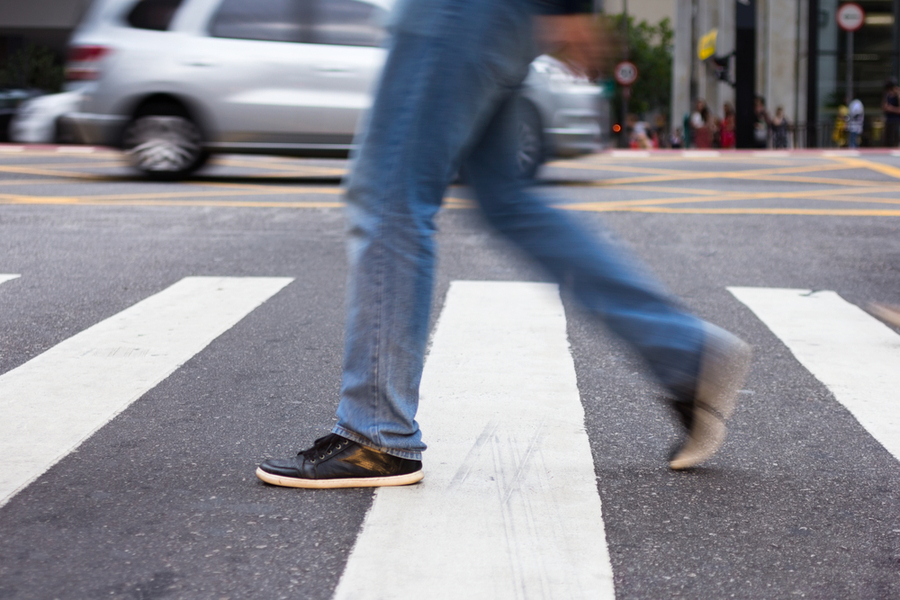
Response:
[0,179,71,187]
[0,159,342,181]
[96,186,341,201]
[724,174,900,187]
[833,156,900,180]
[2,151,899,216]
[0,161,128,170]
[191,180,341,194]
[586,184,724,195]
[551,161,846,177]
[3,192,899,216]
[0,185,343,205]
[212,156,347,176]
[809,195,900,205]
[557,164,889,189]
[0,148,119,158]
[587,207,900,216]
[0,194,343,208]
[557,184,900,211]
[0,165,116,180]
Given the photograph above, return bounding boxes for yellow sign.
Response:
[698,28,718,61]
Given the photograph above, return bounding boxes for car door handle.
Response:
[183,60,217,67]
[314,66,352,74]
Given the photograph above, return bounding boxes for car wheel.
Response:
[122,108,207,180]
[516,103,544,180]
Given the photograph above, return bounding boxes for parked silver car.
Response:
[63,0,609,179]
[10,91,83,144]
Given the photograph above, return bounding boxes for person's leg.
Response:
[463,94,750,469]
[258,0,539,488]
[333,0,538,459]
[888,121,900,148]
[463,95,704,400]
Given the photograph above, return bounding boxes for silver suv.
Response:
[64,0,609,179]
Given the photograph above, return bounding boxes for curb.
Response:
[601,148,900,158]
[2,143,899,159]
[0,144,111,154]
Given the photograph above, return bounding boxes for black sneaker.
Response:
[256,433,424,489]
[669,324,751,470]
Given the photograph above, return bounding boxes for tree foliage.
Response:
[0,44,65,92]
[608,14,673,122]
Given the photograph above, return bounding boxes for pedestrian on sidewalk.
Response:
[690,98,716,148]
[256,0,752,489]
[883,78,900,148]
[753,95,770,149]
[771,107,790,149]
[846,99,864,149]
[719,102,736,149]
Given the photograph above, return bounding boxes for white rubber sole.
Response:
[870,303,900,327]
[255,467,424,489]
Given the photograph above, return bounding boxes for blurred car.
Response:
[62,0,609,179]
[10,90,83,143]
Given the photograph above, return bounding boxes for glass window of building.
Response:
[813,0,900,146]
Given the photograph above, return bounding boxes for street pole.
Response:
[620,0,630,147]
[735,0,757,148]
[807,0,819,147]
[894,0,900,79]
[846,29,854,104]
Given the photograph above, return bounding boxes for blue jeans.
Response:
[333,0,705,460]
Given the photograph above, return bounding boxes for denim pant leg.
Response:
[334,0,537,459]
[463,95,706,398]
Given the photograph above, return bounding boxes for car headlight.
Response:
[532,57,594,86]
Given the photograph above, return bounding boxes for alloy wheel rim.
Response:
[124,115,202,173]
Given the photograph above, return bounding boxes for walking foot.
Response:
[669,325,751,470]
[257,433,423,489]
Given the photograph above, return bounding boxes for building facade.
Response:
[3,0,900,145]
[670,0,900,147]
[601,0,677,24]
[0,0,92,62]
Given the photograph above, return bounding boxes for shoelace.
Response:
[300,434,348,463]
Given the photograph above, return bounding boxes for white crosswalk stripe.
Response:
[3,276,898,596]
[0,276,293,508]
[334,281,615,600]
[729,287,900,462]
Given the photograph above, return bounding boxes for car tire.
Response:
[122,105,208,180]
[516,102,544,180]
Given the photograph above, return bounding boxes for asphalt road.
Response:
[1,146,899,599]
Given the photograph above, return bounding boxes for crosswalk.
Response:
[1,276,898,598]
[0,276,293,508]
[336,282,615,600]
[729,287,900,462]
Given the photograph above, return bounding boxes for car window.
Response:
[209,0,311,43]
[127,0,185,31]
[311,0,387,47]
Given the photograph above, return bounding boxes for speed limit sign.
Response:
[614,61,638,86]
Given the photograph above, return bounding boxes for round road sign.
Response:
[614,61,638,86]
[836,3,865,32]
